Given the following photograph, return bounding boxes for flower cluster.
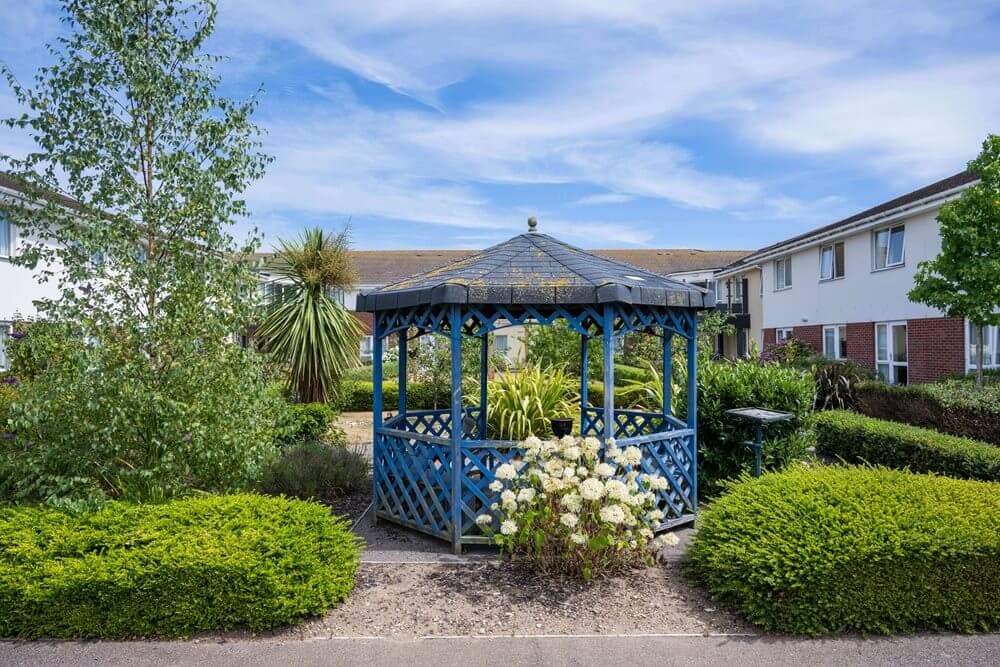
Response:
[480,434,680,579]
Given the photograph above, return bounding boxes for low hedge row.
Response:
[854,381,1000,445]
[815,410,1000,482]
[0,494,363,638]
[336,380,444,412]
[687,466,1000,634]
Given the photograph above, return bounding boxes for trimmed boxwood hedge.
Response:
[854,381,1000,445]
[815,410,1000,482]
[0,494,363,638]
[687,466,1000,635]
[336,380,441,412]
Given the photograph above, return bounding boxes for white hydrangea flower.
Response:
[500,519,518,536]
[559,512,579,528]
[560,435,576,448]
[605,479,628,500]
[541,442,559,459]
[579,478,606,501]
[517,488,536,503]
[562,467,577,480]
[524,435,543,451]
[495,463,517,480]
[570,532,587,545]
[542,476,564,493]
[543,458,564,477]
[648,475,669,491]
[622,509,637,526]
[489,480,504,493]
[595,462,616,478]
[562,445,581,461]
[622,491,642,506]
[607,437,617,447]
[475,514,492,526]
[581,437,601,458]
[599,504,626,524]
[576,465,588,477]
[501,489,517,505]
[654,532,680,548]
[639,527,654,539]
[490,502,500,511]
[605,446,622,463]
[621,446,642,466]
[561,493,582,513]
[647,509,665,521]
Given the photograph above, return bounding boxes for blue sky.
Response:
[2,1,999,252]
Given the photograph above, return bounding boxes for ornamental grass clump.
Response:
[482,435,679,580]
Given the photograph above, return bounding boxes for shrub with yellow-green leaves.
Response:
[0,494,363,638]
[687,466,1000,635]
[483,435,680,580]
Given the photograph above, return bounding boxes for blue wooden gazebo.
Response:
[355,223,710,554]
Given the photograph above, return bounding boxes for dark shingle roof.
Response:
[355,232,712,311]
[254,248,749,285]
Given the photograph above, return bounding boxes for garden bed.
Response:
[225,559,749,639]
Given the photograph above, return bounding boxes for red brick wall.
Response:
[792,325,822,354]
[907,317,966,383]
[762,328,776,349]
[846,321,875,371]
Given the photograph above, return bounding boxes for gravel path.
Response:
[256,559,749,640]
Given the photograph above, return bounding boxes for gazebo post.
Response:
[602,305,615,442]
[398,330,407,416]
[478,334,488,439]
[662,329,672,418]
[449,305,464,555]
[372,315,383,515]
[579,333,590,434]
[686,316,699,506]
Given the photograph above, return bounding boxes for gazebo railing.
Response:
[373,406,696,547]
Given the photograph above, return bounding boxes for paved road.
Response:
[3,634,999,667]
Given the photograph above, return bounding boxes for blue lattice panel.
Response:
[374,432,453,539]
[582,408,674,439]
[627,430,697,527]
[458,444,525,541]
[397,407,483,439]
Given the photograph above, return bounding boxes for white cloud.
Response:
[744,58,1000,181]
[574,193,634,206]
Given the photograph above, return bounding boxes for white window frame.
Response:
[776,328,794,343]
[875,321,908,384]
[0,322,10,370]
[494,334,509,353]
[0,213,12,259]
[966,321,1000,371]
[359,335,374,361]
[822,324,847,360]
[774,257,792,291]
[819,241,845,281]
[872,225,905,271]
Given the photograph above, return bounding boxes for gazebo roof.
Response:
[355,229,712,311]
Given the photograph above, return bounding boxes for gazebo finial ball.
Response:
[528,216,538,232]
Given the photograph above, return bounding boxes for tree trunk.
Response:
[978,324,985,388]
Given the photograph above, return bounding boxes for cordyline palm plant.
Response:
[256,228,362,403]
[487,365,577,440]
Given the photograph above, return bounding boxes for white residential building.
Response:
[716,170,985,384]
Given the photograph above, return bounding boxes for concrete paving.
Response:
[3,633,999,667]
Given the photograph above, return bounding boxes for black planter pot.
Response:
[550,417,573,438]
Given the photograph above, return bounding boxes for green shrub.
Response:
[336,379,440,412]
[0,379,17,431]
[275,402,336,448]
[814,410,1000,482]
[855,381,1000,445]
[678,359,815,496]
[810,359,877,410]
[612,363,654,386]
[259,442,370,501]
[487,365,577,439]
[4,344,282,506]
[0,494,363,638]
[687,466,1000,634]
[585,382,634,410]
